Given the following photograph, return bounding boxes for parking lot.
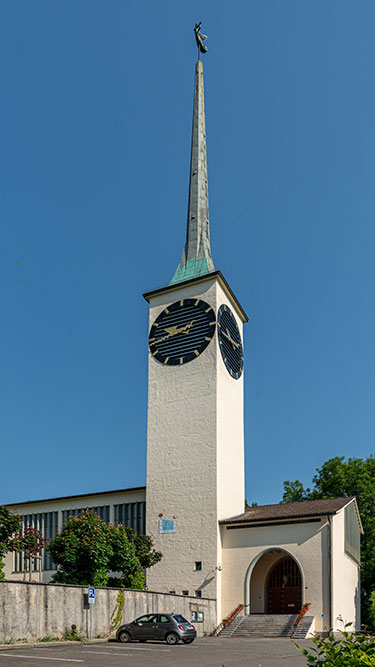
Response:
[0,637,310,667]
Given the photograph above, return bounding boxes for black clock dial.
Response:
[149,298,216,366]
[217,305,243,379]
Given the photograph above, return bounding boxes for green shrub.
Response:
[294,625,375,666]
[63,625,82,642]
[369,592,375,630]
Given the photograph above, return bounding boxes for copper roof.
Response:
[220,496,357,525]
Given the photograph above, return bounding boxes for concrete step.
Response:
[291,616,314,639]
[222,614,298,638]
[220,614,314,639]
[219,617,244,637]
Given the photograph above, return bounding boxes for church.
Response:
[4,37,362,637]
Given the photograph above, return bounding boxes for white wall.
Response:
[0,580,216,642]
[331,509,361,632]
[145,275,245,622]
[221,518,331,632]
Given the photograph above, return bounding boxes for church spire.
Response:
[169,51,215,285]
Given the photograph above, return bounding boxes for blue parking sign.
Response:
[88,587,95,603]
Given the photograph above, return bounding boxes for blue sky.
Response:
[1,1,374,506]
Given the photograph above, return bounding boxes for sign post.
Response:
[88,587,95,639]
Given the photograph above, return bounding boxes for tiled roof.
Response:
[220,496,356,525]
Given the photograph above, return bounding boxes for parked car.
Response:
[116,613,197,645]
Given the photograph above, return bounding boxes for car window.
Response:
[173,615,188,624]
[159,615,170,623]
[136,615,157,624]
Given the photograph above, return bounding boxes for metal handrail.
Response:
[211,603,245,637]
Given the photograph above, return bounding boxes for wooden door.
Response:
[267,557,302,614]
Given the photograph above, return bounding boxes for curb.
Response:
[0,638,115,651]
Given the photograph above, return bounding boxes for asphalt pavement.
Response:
[0,636,311,667]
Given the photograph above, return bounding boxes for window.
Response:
[14,512,58,573]
[114,502,146,534]
[137,615,157,624]
[160,615,170,623]
[173,615,188,623]
[182,590,189,596]
[191,611,204,622]
[62,506,110,525]
[169,590,176,594]
[195,590,202,598]
[194,561,202,571]
[345,502,361,564]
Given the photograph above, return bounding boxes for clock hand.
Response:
[163,325,179,336]
[223,328,240,349]
[149,320,196,347]
[164,320,196,336]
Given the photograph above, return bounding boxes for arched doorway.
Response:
[267,556,302,614]
[245,548,304,614]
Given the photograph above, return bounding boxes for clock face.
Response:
[217,305,243,379]
[149,298,216,366]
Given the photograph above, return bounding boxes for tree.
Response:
[0,506,22,579]
[47,510,162,588]
[106,524,146,589]
[19,526,45,581]
[48,511,113,586]
[282,455,375,627]
[122,525,162,569]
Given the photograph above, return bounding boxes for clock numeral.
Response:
[164,357,169,364]
[152,350,159,356]
[180,299,184,306]
[205,337,212,342]
[180,357,184,365]
[164,308,169,314]
[194,299,200,306]
[194,349,199,356]
[209,321,215,326]
[205,307,211,313]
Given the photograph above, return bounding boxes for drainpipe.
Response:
[328,515,333,634]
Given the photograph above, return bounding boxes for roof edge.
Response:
[220,496,358,526]
[220,510,339,526]
[4,485,146,508]
[143,270,248,323]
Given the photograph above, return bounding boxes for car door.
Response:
[132,615,158,640]
[154,615,171,640]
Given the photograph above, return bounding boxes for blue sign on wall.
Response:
[159,519,176,534]
[88,587,95,603]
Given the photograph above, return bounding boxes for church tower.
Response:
[144,38,247,617]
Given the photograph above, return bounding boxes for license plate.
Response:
[185,625,194,630]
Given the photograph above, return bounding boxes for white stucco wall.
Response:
[331,508,361,632]
[221,517,331,632]
[145,275,245,622]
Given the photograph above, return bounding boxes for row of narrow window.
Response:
[13,502,146,573]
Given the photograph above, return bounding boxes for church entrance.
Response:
[266,557,302,614]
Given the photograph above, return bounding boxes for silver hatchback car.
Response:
[116,613,197,645]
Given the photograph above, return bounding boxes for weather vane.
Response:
[194,22,208,59]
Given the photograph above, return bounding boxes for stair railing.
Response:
[211,603,245,636]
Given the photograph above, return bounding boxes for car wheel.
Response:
[165,632,179,645]
[118,630,131,643]
[182,638,194,644]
